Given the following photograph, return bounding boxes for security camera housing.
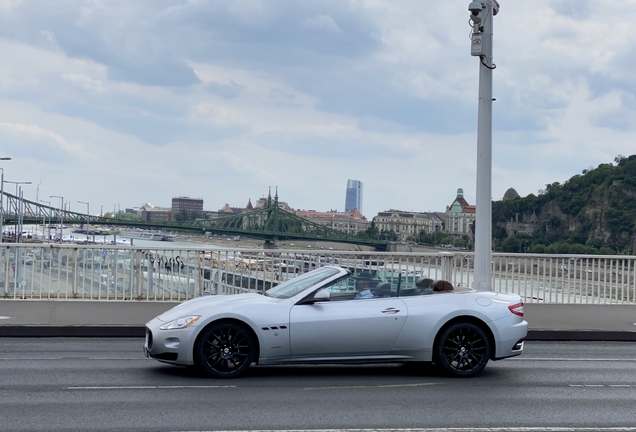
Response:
[468,1,483,16]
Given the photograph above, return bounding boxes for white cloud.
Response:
[0,0,634,219]
[0,122,89,159]
[60,72,105,93]
[301,14,343,33]
[192,102,246,126]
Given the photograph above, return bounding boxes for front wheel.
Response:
[195,322,255,378]
[433,322,490,377]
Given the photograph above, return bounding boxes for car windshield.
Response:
[266,266,342,299]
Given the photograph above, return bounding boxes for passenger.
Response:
[416,277,435,295]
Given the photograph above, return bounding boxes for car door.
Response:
[289,296,408,358]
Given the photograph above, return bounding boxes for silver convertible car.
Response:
[144,265,527,378]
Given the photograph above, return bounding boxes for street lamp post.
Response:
[40,200,51,241]
[0,165,6,243]
[3,180,32,243]
[469,0,499,291]
[0,158,10,243]
[78,201,90,244]
[50,195,64,244]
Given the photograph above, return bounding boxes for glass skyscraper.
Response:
[345,179,363,213]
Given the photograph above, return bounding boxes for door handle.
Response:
[381,308,400,314]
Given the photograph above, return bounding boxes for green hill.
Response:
[492,154,636,254]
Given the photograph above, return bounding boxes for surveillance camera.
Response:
[493,0,500,15]
[468,1,483,16]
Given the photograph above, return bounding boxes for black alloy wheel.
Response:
[433,322,491,377]
[195,322,255,378]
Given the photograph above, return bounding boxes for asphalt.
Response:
[0,300,635,341]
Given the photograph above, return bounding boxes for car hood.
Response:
[156,293,280,322]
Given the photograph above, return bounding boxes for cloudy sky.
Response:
[0,0,634,218]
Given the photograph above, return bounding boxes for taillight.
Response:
[508,302,524,317]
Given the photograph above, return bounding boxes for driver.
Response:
[354,271,376,299]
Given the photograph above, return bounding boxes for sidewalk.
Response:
[0,300,634,340]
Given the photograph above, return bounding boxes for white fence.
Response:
[1,243,635,304]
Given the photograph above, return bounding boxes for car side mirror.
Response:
[313,289,331,302]
[297,289,331,305]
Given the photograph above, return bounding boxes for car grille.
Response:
[145,328,153,350]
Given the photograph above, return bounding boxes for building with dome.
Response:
[445,188,475,238]
[503,187,520,200]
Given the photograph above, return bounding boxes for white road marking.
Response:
[511,357,636,362]
[0,316,11,319]
[569,384,635,388]
[68,385,236,390]
[0,357,64,360]
[0,357,144,360]
[303,383,440,390]
[174,427,636,432]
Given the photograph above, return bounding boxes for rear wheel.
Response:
[195,322,255,378]
[434,322,490,377]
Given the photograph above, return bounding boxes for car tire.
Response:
[433,321,491,378]
[195,322,255,378]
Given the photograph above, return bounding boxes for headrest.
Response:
[433,280,454,291]
[353,270,375,280]
[415,277,435,288]
[375,282,391,291]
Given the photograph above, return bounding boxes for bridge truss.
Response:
[1,191,387,249]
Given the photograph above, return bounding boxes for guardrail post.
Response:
[72,248,78,298]
[2,245,9,298]
[198,252,204,297]
[439,251,455,283]
[135,249,143,300]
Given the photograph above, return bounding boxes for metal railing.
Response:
[1,243,635,304]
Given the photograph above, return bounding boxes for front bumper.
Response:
[144,316,198,366]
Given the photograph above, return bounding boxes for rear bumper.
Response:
[493,319,528,360]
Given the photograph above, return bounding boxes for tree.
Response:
[174,210,188,222]
[500,235,521,252]
[103,211,140,221]
[529,244,546,253]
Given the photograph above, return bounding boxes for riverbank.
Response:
[178,233,439,253]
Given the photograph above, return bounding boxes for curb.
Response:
[526,330,636,342]
[0,326,145,337]
[1,326,636,341]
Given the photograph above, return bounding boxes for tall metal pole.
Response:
[0,157,12,243]
[14,183,18,241]
[470,0,497,291]
[40,200,51,241]
[18,187,23,243]
[51,195,64,244]
[0,168,4,244]
[78,201,90,243]
[3,180,31,243]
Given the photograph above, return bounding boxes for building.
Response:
[140,203,173,222]
[218,203,246,216]
[505,212,540,236]
[445,188,476,237]
[252,196,293,212]
[296,209,369,235]
[344,179,363,213]
[372,210,443,242]
[172,197,204,219]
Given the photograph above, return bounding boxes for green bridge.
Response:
[1,191,388,250]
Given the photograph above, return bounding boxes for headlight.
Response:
[159,315,201,330]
